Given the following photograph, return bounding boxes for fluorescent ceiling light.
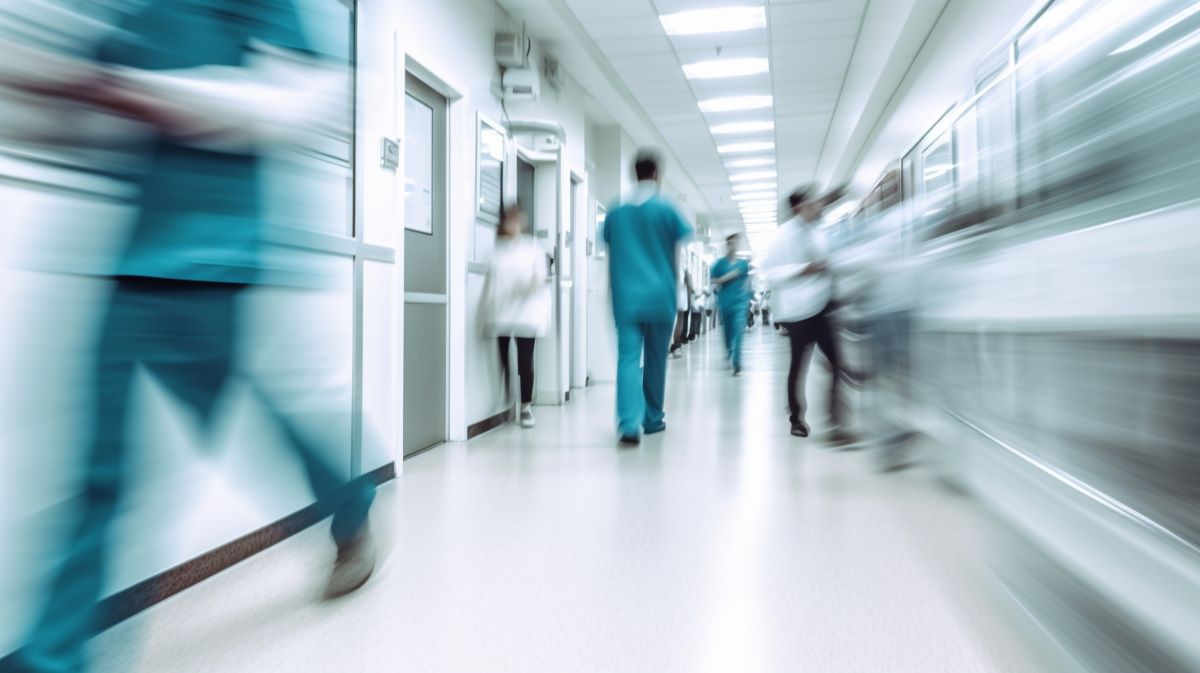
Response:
[718,142,775,155]
[730,170,777,182]
[660,6,766,36]
[743,216,776,223]
[733,191,776,201]
[711,120,775,135]
[684,57,770,79]
[726,157,774,168]
[740,202,775,211]
[701,96,773,113]
[732,182,776,192]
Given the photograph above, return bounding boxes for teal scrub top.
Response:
[602,195,692,324]
[711,257,751,310]
[96,0,310,284]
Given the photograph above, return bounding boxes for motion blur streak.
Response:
[832,1,1200,670]
[1,1,377,671]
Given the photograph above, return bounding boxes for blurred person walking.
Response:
[602,150,692,446]
[481,204,549,428]
[1,2,377,671]
[764,187,857,444]
[710,233,752,376]
[670,267,693,359]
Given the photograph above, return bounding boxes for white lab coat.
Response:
[480,235,551,338]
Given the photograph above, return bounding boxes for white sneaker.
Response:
[520,408,535,428]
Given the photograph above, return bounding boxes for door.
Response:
[403,74,448,457]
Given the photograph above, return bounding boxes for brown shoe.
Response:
[323,526,376,600]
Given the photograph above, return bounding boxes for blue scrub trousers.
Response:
[13,279,374,673]
[719,303,748,370]
[615,321,674,437]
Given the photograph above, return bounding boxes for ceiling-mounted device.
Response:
[502,67,540,102]
[495,28,530,68]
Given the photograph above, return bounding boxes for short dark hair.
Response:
[498,202,524,234]
[788,187,815,209]
[725,233,740,243]
[634,150,660,181]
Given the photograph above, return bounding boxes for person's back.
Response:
[602,150,691,445]
[605,196,690,324]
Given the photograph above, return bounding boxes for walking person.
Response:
[481,204,549,428]
[764,186,858,444]
[670,267,693,358]
[602,150,692,446]
[1,3,377,671]
[710,233,752,376]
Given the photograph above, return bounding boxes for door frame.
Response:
[402,61,459,453]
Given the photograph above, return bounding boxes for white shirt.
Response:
[762,216,833,322]
[481,235,550,337]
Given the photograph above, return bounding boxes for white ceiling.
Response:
[561,0,870,253]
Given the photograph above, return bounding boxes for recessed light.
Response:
[701,96,773,113]
[718,141,775,155]
[732,182,777,192]
[732,191,776,201]
[660,7,766,36]
[730,170,777,182]
[684,57,770,80]
[710,120,775,135]
[726,157,774,168]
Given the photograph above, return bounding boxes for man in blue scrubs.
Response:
[602,151,692,446]
[3,2,375,671]
[710,233,752,376]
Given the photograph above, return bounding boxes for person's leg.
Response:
[785,320,815,427]
[516,337,535,407]
[641,322,673,433]
[728,306,746,370]
[14,285,146,673]
[497,336,512,405]
[720,306,737,364]
[615,322,646,439]
[670,311,685,354]
[811,311,848,429]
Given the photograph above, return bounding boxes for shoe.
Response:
[644,422,666,435]
[790,420,810,437]
[732,366,741,377]
[520,408,535,428]
[323,525,376,600]
[827,428,862,448]
[619,434,641,447]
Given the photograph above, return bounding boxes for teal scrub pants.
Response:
[615,321,674,437]
[720,304,748,370]
[11,279,374,673]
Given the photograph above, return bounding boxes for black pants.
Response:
[688,311,701,342]
[762,308,770,326]
[782,305,846,427]
[671,310,688,352]
[498,336,536,405]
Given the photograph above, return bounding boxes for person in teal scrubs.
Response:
[4,3,374,671]
[710,234,752,375]
[602,151,693,445]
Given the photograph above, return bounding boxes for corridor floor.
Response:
[90,328,1059,673]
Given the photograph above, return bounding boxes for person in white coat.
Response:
[481,204,550,428]
[763,186,858,444]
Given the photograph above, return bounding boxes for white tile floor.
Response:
[91,328,1057,673]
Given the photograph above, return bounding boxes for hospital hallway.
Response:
[83,328,1069,673]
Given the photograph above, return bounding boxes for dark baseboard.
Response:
[1,462,396,663]
[467,408,512,439]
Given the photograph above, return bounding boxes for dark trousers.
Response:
[762,308,770,326]
[16,278,374,673]
[688,311,701,342]
[670,310,688,352]
[497,336,535,405]
[782,305,846,427]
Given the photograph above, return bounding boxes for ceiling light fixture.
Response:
[660,6,766,36]
[717,141,775,155]
[732,182,777,192]
[730,170,777,182]
[684,57,770,80]
[701,96,773,113]
[726,157,774,168]
[710,120,775,135]
[732,191,776,201]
